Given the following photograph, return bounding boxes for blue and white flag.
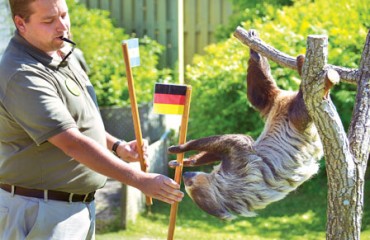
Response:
[122,38,140,67]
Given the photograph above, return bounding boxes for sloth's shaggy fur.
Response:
[168,46,323,220]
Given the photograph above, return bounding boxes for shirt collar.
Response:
[12,30,73,70]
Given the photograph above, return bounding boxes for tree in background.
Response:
[66,0,172,107]
[0,0,15,58]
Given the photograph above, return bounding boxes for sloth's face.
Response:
[183,171,234,220]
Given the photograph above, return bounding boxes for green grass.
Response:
[96,171,370,240]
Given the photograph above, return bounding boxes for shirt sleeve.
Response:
[3,70,78,145]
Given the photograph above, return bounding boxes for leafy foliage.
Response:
[215,0,293,41]
[186,39,264,139]
[67,0,171,106]
[186,0,368,139]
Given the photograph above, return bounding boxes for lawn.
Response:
[96,170,370,240]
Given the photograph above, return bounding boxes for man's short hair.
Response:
[9,0,37,22]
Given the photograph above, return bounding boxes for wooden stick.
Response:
[122,43,152,206]
[167,86,192,240]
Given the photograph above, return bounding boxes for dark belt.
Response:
[0,183,95,203]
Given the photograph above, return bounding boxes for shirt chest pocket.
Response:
[52,67,100,124]
[52,71,90,120]
[63,78,90,119]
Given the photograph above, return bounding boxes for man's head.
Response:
[9,0,71,56]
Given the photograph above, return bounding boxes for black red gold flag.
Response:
[153,83,187,115]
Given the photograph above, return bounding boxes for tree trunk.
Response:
[346,30,370,239]
[301,35,358,240]
[233,27,370,240]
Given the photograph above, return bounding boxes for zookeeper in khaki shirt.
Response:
[0,0,183,239]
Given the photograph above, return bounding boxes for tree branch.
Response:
[233,26,359,84]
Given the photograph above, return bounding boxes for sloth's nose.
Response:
[183,171,197,179]
[183,171,197,186]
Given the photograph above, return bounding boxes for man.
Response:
[0,0,184,239]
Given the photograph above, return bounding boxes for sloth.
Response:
[168,45,323,220]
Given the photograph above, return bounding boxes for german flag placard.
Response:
[153,83,187,115]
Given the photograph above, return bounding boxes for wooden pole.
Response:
[167,86,192,240]
[122,42,152,206]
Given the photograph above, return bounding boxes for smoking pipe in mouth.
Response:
[57,36,76,69]
[59,36,76,46]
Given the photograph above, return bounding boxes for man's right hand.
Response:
[140,173,184,204]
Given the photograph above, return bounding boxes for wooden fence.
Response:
[77,0,232,79]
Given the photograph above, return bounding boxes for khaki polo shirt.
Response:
[0,32,107,194]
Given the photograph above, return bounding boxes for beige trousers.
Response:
[0,188,95,240]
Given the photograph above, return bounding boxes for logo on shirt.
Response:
[65,79,81,96]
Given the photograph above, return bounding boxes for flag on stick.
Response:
[152,83,192,240]
[122,39,152,206]
[123,38,140,67]
[153,83,187,115]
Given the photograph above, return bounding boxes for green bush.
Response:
[67,0,172,106]
[240,0,366,129]
[186,0,367,139]
[215,0,293,41]
[186,39,264,139]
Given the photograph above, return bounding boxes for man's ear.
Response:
[14,15,26,33]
